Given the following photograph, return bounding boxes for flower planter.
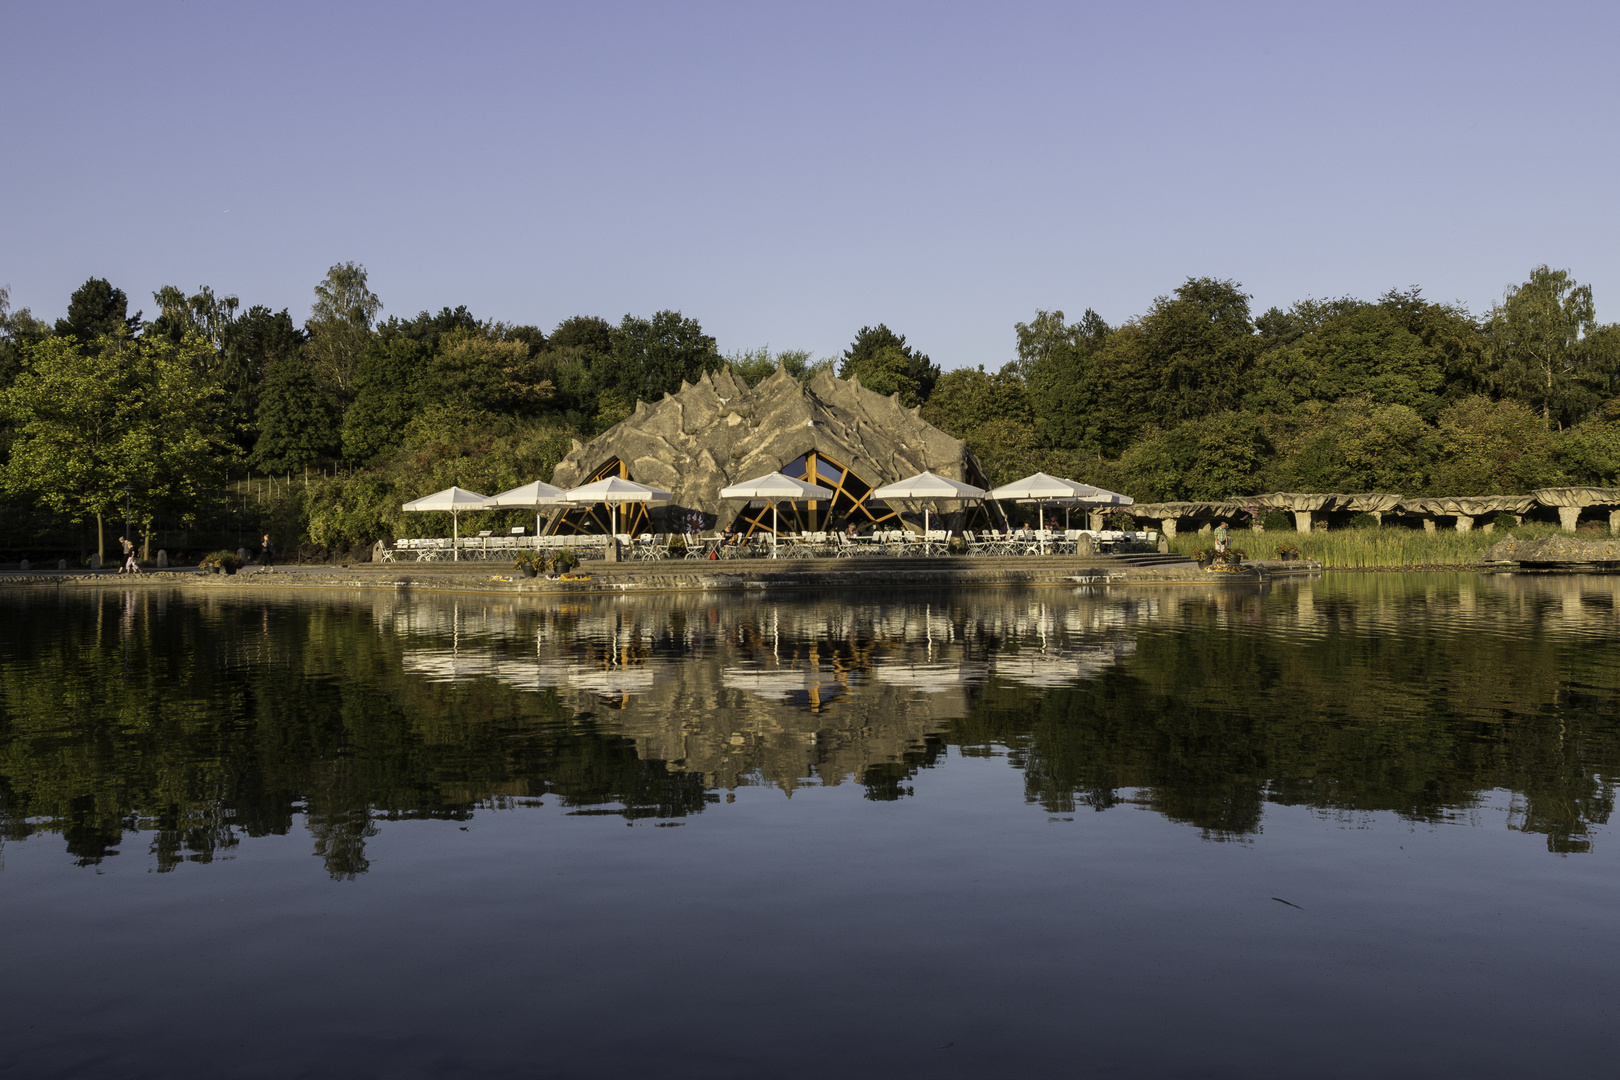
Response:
[521,564,538,578]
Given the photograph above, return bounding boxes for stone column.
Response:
[1293,511,1313,533]
[1371,511,1383,525]
[1160,518,1177,539]
[1088,510,1106,531]
[1610,509,1620,536]
[1454,515,1473,533]
[157,550,169,568]
[1558,507,1580,533]
[1481,522,1494,534]
[1422,519,1436,534]
[90,553,101,570]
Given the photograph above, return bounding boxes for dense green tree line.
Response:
[921,270,1620,499]
[3,263,1616,553]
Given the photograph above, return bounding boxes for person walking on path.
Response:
[118,536,140,574]
[261,533,276,573]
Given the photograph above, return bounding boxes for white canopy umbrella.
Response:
[484,479,573,539]
[401,485,489,561]
[719,471,834,557]
[561,476,673,538]
[1059,483,1134,531]
[988,472,1095,553]
[870,471,986,543]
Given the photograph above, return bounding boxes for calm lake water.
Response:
[3,576,1618,1079]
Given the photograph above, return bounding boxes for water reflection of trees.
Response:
[1,576,1616,874]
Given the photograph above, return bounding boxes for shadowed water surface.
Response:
[2,576,1618,1078]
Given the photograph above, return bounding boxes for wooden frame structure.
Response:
[547,458,652,536]
[735,451,899,536]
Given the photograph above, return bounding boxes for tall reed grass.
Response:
[1167,522,1583,568]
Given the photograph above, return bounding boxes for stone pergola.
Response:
[1531,487,1620,533]
[1128,502,1241,538]
[1395,495,1536,533]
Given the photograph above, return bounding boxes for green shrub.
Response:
[1261,508,1292,531]
[1348,512,1380,530]
[199,549,244,570]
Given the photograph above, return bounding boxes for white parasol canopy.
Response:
[987,472,1093,500]
[719,471,834,556]
[1051,484,1134,531]
[987,472,1095,553]
[1075,484,1133,506]
[401,486,489,561]
[561,476,673,538]
[871,471,986,542]
[484,480,574,538]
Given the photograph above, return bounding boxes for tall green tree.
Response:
[55,278,142,343]
[1,286,51,394]
[1378,288,1488,402]
[1484,266,1605,427]
[839,324,939,405]
[1117,412,1271,502]
[253,348,342,473]
[220,305,304,451]
[1431,396,1559,495]
[1091,278,1259,454]
[148,284,239,353]
[600,310,722,411]
[1267,399,1435,494]
[1247,302,1443,417]
[1019,308,1110,454]
[2,332,235,559]
[305,261,382,397]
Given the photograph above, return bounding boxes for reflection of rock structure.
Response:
[386,592,1159,794]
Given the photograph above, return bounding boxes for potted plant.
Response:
[1275,541,1302,561]
[551,547,579,575]
[513,551,539,578]
[199,550,244,575]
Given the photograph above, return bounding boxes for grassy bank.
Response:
[1165,522,1589,569]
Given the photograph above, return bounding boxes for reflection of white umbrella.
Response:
[988,473,1094,553]
[719,472,834,557]
[992,643,1134,687]
[721,666,815,699]
[567,663,664,695]
[562,477,673,537]
[401,486,489,561]
[484,480,572,538]
[870,660,989,690]
[871,471,986,542]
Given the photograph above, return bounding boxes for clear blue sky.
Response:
[3,1,1616,369]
